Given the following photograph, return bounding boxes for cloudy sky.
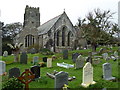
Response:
[0,0,119,25]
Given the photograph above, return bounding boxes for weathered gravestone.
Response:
[55,71,68,89]
[72,53,80,63]
[30,65,40,79]
[114,51,119,59]
[47,58,52,68]
[3,51,8,57]
[102,53,109,60]
[63,49,68,59]
[75,55,85,69]
[102,63,115,80]
[43,57,47,62]
[0,61,6,75]
[28,48,37,54]
[92,58,101,65]
[81,62,96,87]
[99,48,107,54]
[9,67,20,78]
[33,56,39,65]
[20,52,28,64]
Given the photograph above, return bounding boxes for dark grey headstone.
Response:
[20,52,27,64]
[102,63,115,80]
[43,57,47,62]
[30,65,40,79]
[63,49,68,59]
[9,67,20,78]
[72,53,80,63]
[55,71,68,89]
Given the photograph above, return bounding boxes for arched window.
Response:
[62,27,66,46]
[56,31,60,46]
[68,31,71,46]
[25,35,34,47]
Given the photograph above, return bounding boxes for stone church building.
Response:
[14,5,86,52]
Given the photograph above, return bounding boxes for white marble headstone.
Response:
[81,62,96,87]
[47,58,52,68]
[102,63,115,80]
[0,61,6,75]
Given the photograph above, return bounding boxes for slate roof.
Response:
[37,14,62,35]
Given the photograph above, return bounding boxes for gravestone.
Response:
[102,63,115,80]
[114,51,119,59]
[47,58,52,68]
[102,53,109,60]
[92,58,101,65]
[43,57,47,62]
[55,71,68,89]
[63,49,68,59]
[0,61,6,75]
[33,56,39,65]
[3,51,8,57]
[72,53,80,63]
[99,48,107,54]
[18,69,35,90]
[20,52,27,64]
[30,65,40,79]
[81,62,96,87]
[75,55,85,69]
[28,48,36,54]
[9,67,20,78]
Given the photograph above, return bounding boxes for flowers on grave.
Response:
[39,62,46,67]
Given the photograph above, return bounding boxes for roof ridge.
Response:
[40,14,62,26]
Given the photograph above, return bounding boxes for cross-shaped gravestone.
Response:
[18,69,35,90]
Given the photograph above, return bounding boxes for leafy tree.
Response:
[2,22,22,54]
[76,8,116,51]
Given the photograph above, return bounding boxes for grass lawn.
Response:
[1,46,120,89]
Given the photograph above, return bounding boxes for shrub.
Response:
[40,48,54,55]
[2,77,24,90]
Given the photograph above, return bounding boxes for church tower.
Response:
[23,5,40,28]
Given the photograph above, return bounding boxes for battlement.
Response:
[23,5,40,28]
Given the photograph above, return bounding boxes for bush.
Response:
[2,77,24,90]
[40,48,54,55]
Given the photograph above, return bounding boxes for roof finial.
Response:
[64,8,65,12]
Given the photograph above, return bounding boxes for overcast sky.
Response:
[0,0,119,25]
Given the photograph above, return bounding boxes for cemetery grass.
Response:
[2,47,119,89]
